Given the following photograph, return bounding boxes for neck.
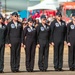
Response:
[13,20,17,23]
[42,23,45,26]
[73,20,75,25]
[57,19,60,22]
[0,23,2,24]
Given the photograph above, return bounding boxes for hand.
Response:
[24,45,26,48]
[5,44,8,47]
[51,42,54,46]
[21,43,24,47]
[8,44,11,47]
[64,41,67,45]
[37,44,40,48]
[67,43,71,46]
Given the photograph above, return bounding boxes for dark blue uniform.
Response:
[67,21,75,70]
[7,21,23,72]
[23,25,37,72]
[36,23,51,71]
[50,19,67,70]
[0,23,7,72]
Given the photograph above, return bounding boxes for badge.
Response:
[33,28,36,30]
[70,25,74,29]
[47,26,49,29]
[40,27,44,31]
[62,23,64,25]
[27,28,32,32]
[11,24,15,28]
[18,24,21,26]
[55,23,59,27]
[2,26,5,29]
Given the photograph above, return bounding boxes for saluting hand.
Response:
[21,43,24,47]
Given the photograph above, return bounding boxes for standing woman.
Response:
[67,13,75,71]
[0,14,7,73]
[23,18,37,72]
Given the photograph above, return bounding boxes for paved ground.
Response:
[1,45,75,75]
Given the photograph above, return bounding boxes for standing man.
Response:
[6,12,23,72]
[67,13,75,71]
[50,12,67,71]
[36,15,51,71]
[0,14,7,73]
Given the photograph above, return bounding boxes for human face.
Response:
[12,15,18,21]
[72,16,75,21]
[41,18,46,24]
[28,21,33,26]
[56,15,62,21]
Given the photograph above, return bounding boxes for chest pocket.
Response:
[70,25,75,30]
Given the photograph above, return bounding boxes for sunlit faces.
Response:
[28,21,33,26]
[72,16,75,21]
[41,18,46,24]
[56,15,62,21]
[12,15,18,21]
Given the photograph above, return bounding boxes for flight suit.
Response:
[36,23,51,71]
[7,21,23,72]
[0,24,7,72]
[23,25,37,72]
[50,19,67,70]
[67,21,75,70]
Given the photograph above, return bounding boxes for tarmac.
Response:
[1,45,75,75]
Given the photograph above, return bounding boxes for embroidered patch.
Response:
[18,24,21,26]
[11,24,15,28]
[70,25,74,29]
[55,23,59,27]
[2,26,5,29]
[62,23,64,25]
[47,26,49,29]
[27,28,32,32]
[40,27,44,31]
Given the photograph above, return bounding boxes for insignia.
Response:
[40,27,44,31]
[62,23,64,25]
[55,23,59,27]
[3,26,5,29]
[47,26,49,29]
[18,24,21,26]
[11,24,15,28]
[70,25,74,29]
[27,28,32,32]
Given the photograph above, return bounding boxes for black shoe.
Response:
[55,68,59,71]
[40,69,44,71]
[15,69,19,72]
[27,69,31,72]
[30,69,33,72]
[58,68,63,71]
[43,69,47,72]
[12,70,16,72]
[70,68,74,71]
[0,71,4,73]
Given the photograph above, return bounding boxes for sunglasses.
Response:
[14,15,18,17]
[58,15,62,17]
